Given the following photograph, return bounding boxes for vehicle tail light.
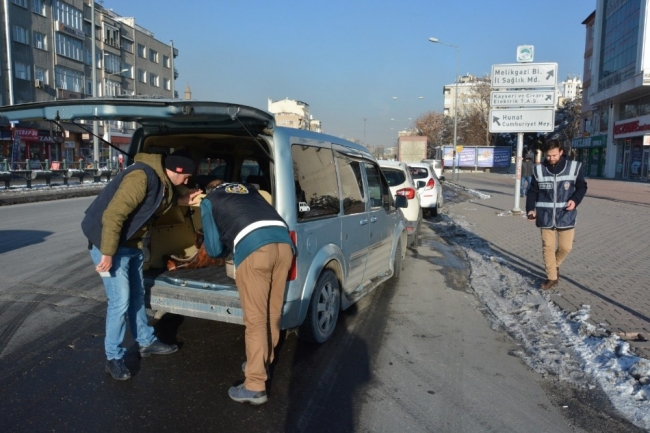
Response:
[396,187,416,200]
[288,231,297,281]
[425,178,435,190]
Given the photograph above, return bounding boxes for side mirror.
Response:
[416,181,425,189]
[394,195,407,208]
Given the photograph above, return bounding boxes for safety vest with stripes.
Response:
[533,159,581,229]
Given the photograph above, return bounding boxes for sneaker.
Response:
[540,279,558,290]
[139,340,178,358]
[105,358,131,381]
[241,361,271,379]
[228,383,268,405]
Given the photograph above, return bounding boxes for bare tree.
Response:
[414,111,452,156]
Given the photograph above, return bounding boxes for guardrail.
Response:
[0,158,119,189]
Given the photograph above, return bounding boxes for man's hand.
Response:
[565,200,576,211]
[178,189,202,206]
[527,211,536,221]
[96,255,113,273]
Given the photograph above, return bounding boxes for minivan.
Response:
[0,99,408,343]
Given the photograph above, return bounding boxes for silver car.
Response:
[0,99,408,344]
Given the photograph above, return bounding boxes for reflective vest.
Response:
[533,160,581,229]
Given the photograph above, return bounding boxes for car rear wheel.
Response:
[297,270,340,343]
[392,238,403,279]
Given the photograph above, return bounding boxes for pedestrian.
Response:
[520,157,533,197]
[81,149,201,380]
[525,140,587,290]
[200,182,295,405]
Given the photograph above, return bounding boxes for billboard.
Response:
[443,146,511,168]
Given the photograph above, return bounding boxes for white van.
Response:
[0,99,408,343]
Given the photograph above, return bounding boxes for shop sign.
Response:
[571,134,607,149]
[64,141,76,149]
[14,128,39,141]
[644,136,650,146]
[56,21,85,39]
[613,114,650,138]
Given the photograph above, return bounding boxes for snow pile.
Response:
[443,187,650,431]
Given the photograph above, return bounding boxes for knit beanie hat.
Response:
[164,150,196,174]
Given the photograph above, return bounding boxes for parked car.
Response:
[421,158,445,181]
[0,99,408,344]
[408,162,444,217]
[379,160,422,248]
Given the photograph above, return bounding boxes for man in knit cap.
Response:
[82,149,201,380]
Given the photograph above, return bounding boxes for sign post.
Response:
[490,52,557,214]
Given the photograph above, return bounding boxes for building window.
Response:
[13,26,29,44]
[121,63,133,79]
[34,67,48,84]
[55,66,83,93]
[163,55,170,68]
[104,52,120,74]
[121,38,133,53]
[32,0,46,15]
[149,49,158,63]
[56,33,83,62]
[86,79,92,95]
[11,0,27,8]
[137,43,146,58]
[598,0,640,92]
[15,62,31,80]
[54,0,83,31]
[163,77,171,90]
[103,24,119,48]
[150,73,159,87]
[33,32,47,50]
[138,68,146,83]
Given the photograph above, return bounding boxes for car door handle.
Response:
[370,217,378,223]
[359,219,368,225]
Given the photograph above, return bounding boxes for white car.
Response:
[421,159,445,181]
[408,162,444,217]
[379,160,422,248]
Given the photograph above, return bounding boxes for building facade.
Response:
[575,0,650,182]
[1,0,178,167]
[267,97,322,132]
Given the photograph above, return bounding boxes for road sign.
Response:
[489,108,555,133]
[491,63,558,88]
[490,90,556,107]
[456,145,463,153]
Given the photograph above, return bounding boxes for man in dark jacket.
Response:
[82,150,200,380]
[201,182,295,405]
[526,140,587,290]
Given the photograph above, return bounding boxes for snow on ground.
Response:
[442,186,650,431]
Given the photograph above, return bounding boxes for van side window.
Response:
[292,144,340,221]
[335,152,366,215]
[365,163,390,211]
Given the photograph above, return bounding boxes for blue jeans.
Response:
[90,245,156,360]
[520,176,532,197]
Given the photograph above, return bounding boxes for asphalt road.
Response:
[0,195,641,432]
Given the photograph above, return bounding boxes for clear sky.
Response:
[101,0,595,149]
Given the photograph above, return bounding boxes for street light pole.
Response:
[429,37,460,181]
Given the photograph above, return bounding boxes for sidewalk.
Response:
[444,172,650,358]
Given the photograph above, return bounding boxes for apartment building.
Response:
[267,98,322,132]
[0,0,178,165]
[574,0,650,182]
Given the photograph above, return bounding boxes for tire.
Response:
[393,238,403,279]
[297,270,340,343]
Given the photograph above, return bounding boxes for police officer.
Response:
[526,140,588,290]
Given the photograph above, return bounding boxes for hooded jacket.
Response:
[81,153,175,256]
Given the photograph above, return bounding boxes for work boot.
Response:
[105,358,131,381]
[228,383,268,405]
[139,340,178,358]
[540,279,558,290]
